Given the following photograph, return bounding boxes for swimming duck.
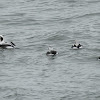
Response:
[71,41,82,49]
[0,35,15,49]
[71,44,82,49]
[46,46,58,56]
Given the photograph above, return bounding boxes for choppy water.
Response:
[0,0,100,100]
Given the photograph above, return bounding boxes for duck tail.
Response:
[11,42,16,46]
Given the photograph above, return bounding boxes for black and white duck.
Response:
[0,35,16,49]
[46,46,58,56]
[71,41,82,49]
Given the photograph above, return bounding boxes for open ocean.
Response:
[0,0,100,100]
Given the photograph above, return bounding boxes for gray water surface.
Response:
[0,0,100,100]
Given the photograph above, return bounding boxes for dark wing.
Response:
[51,50,57,55]
[0,44,12,48]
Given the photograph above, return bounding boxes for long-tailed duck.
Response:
[46,46,58,56]
[71,41,82,49]
[0,35,15,49]
[71,44,82,49]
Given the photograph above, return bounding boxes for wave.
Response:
[75,12,100,19]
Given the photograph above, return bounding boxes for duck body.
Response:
[46,46,58,56]
[0,35,15,49]
[71,44,82,49]
[46,50,58,56]
[0,42,15,49]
